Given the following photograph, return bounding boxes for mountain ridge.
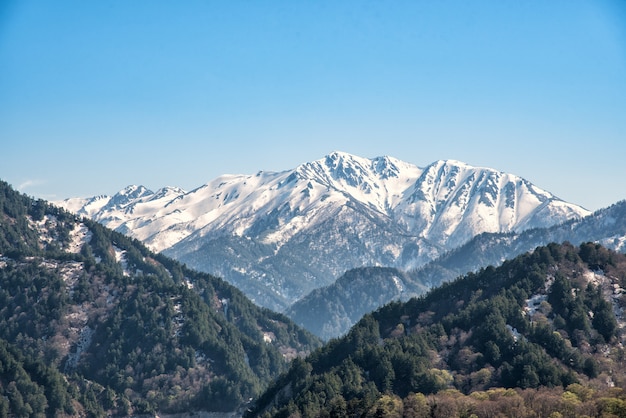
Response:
[289,200,626,340]
[56,152,590,310]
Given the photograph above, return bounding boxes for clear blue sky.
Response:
[1,1,625,211]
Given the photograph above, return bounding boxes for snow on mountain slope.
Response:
[56,152,590,310]
[395,159,586,248]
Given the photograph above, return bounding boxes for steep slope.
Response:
[285,267,426,340]
[0,180,320,416]
[57,152,589,310]
[249,242,626,417]
[287,201,626,340]
[394,159,584,247]
[412,199,626,290]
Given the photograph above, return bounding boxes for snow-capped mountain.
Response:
[287,200,626,340]
[57,151,590,310]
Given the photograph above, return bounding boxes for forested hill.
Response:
[0,180,321,417]
[249,242,626,417]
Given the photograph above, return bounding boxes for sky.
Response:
[1,1,625,211]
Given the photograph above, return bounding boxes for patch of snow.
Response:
[583,270,603,287]
[582,269,626,335]
[67,223,91,254]
[30,214,57,247]
[383,244,401,259]
[391,275,404,293]
[195,350,207,363]
[172,301,184,338]
[113,246,130,276]
[232,266,247,275]
[524,294,547,318]
[59,261,84,291]
[65,326,94,370]
[506,324,521,341]
[39,260,58,269]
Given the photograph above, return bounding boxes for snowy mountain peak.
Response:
[290,151,367,192]
[398,159,588,247]
[323,151,409,181]
[372,155,402,179]
[292,152,420,200]
[56,153,592,310]
[323,151,372,188]
[150,186,187,201]
[118,184,152,198]
[107,185,153,208]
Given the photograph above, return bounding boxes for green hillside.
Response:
[0,180,320,416]
[249,242,626,417]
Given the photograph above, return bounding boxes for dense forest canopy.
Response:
[0,180,320,416]
[249,241,626,417]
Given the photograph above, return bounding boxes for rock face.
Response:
[57,152,589,310]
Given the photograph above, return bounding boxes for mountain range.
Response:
[2,167,626,416]
[57,152,590,311]
[289,199,626,339]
